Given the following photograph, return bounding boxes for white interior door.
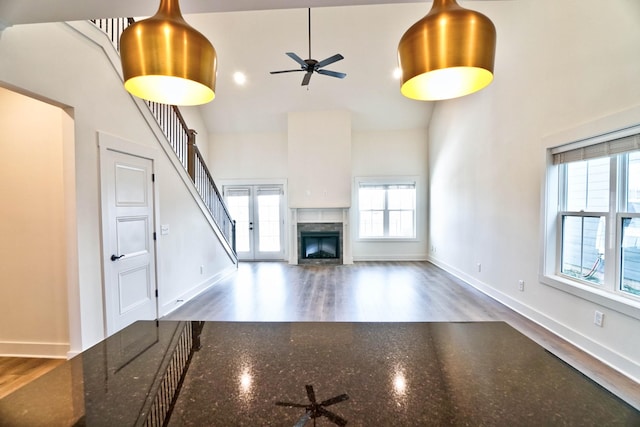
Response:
[225,185,285,260]
[102,149,157,335]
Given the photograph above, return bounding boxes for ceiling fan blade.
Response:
[316,69,346,79]
[315,53,343,69]
[275,401,309,408]
[270,69,305,74]
[320,393,349,407]
[305,385,317,404]
[286,52,307,67]
[301,71,313,86]
[317,407,348,427]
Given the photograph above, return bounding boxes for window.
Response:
[545,131,640,307]
[358,182,416,239]
[559,157,609,285]
[622,151,640,297]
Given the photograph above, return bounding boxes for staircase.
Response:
[91,18,236,258]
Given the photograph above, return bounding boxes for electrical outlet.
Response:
[594,311,604,327]
[477,263,482,273]
[200,265,204,274]
[518,280,525,291]
[431,245,436,253]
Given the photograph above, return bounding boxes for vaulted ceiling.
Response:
[0,1,503,133]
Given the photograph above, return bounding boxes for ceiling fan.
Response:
[270,8,346,86]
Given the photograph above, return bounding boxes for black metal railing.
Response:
[149,102,191,171]
[90,18,236,254]
[187,131,236,246]
[91,17,133,51]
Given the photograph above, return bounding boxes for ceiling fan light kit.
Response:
[120,0,217,106]
[397,0,496,101]
[270,8,346,87]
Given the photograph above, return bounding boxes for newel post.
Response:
[187,129,197,182]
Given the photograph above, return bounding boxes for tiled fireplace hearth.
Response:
[290,208,352,265]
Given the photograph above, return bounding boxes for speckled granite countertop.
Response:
[1,321,639,426]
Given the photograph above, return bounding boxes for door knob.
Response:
[110,254,125,261]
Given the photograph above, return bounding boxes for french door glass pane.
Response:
[566,158,609,212]
[627,152,640,212]
[227,195,250,252]
[621,217,640,296]
[561,215,605,284]
[257,194,280,252]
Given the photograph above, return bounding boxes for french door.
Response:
[224,185,285,260]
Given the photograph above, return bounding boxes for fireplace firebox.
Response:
[297,222,343,265]
[302,232,339,259]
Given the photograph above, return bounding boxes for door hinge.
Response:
[155,289,158,298]
[153,232,157,240]
[152,173,155,182]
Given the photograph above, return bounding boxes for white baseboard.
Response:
[353,254,428,262]
[427,255,640,385]
[0,341,69,359]
[160,264,237,317]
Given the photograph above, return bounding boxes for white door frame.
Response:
[98,132,160,336]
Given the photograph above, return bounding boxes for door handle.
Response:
[110,254,125,261]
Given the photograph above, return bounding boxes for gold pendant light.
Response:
[397,0,496,101]
[120,0,217,106]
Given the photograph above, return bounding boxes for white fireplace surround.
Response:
[289,208,353,265]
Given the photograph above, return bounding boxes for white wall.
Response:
[0,88,72,357]
[288,110,352,208]
[209,131,288,180]
[351,129,429,260]
[428,0,640,381]
[209,125,429,260]
[0,22,235,355]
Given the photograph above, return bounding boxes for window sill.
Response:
[540,273,640,321]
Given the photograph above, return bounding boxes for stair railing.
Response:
[90,18,236,254]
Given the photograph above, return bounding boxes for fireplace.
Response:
[297,222,343,265]
[301,232,339,259]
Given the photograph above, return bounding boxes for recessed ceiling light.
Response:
[393,67,403,80]
[233,71,247,86]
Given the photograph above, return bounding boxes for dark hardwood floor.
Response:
[163,261,640,409]
[166,261,501,322]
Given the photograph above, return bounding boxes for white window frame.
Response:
[541,126,640,320]
[355,176,418,241]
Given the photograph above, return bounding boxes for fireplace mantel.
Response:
[294,207,348,223]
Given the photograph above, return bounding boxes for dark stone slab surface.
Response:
[169,322,640,426]
[1,321,638,426]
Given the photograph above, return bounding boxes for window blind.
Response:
[552,133,640,165]
[359,183,415,190]
[226,188,249,197]
[256,187,282,196]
